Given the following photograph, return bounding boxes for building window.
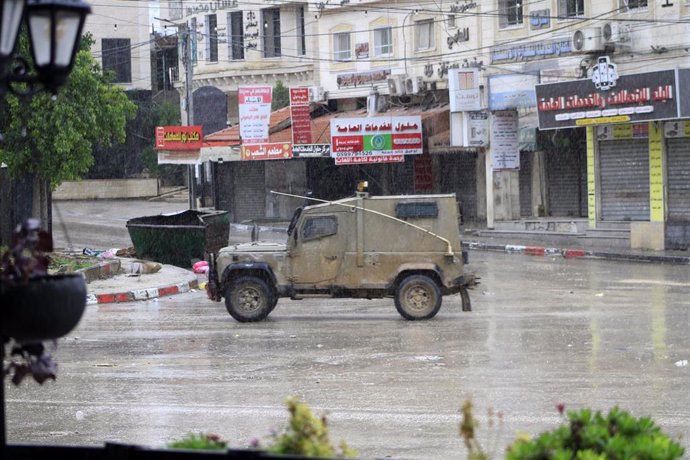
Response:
[558,0,584,17]
[373,26,392,57]
[229,11,244,60]
[168,0,183,20]
[415,19,434,51]
[447,14,456,28]
[499,0,523,28]
[262,8,281,58]
[621,0,647,10]
[333,32,351,61]
[206,14,218,62]
[101,38,131,83]
[296,6,306,55]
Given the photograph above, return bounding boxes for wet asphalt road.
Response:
[51,199,188,251]
[5,250,690,459]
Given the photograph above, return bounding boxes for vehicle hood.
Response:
[220,241,287,253]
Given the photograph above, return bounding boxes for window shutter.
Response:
[498,0,507,28]
[558,0,567,18]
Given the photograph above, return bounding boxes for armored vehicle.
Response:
[207,190,475,322]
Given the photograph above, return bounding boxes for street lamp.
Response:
[0,0,91,94]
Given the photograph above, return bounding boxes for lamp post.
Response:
[0,0,91,95]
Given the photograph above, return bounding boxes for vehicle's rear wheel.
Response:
[268,296,279,313]
[394,274,442,320]
[225,276,274,322]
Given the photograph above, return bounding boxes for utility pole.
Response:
[181,22,197,210]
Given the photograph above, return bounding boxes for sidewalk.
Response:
[80,257,203,305]
[460,231,690,265]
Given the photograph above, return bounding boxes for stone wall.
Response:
[54,179,159,200]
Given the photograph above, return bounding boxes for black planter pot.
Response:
[0,273,87,342]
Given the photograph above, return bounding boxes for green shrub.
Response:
[506,406,684,460]
[167,432,228,450]
[259,396,357,458]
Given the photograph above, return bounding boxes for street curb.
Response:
[78,259,121,283]
[86,278,200,305]
[462,241,690,265]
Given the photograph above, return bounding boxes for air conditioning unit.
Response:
[366,93,387,115]
[308,86,325,102]
[387,76,406,96]
[571,28,604,53]
[405,76,423,95]
[602,22,631,45]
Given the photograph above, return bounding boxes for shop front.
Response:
[536,65,690,249]
[663,120,690,249]
[202,104,454,223]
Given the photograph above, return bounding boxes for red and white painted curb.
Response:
[462,241,690,265]
[86,279,199,305]
[464,241,588,259]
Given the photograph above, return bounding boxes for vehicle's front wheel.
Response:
[225,276,274,322]
[394,274,442,320]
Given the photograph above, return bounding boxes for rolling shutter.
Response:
[519,151,532,217]
[599,139,649,221]
[440,153,478,221]
[233,161,266,222]
[666,138,690,220]
[546,148,586,217]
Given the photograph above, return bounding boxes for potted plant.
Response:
[1,218,87,384]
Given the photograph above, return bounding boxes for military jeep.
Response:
[206,191,475,322]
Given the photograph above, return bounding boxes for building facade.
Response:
[159,0,690,249]
[85,1,152,90]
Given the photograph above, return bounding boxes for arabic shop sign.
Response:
[490,37,572,63]
[293,144,331,158]
[536,69,679,130]
[330,116,423,162]
[529,9,550,30]
[155,126,203,150]
[335,155,404,165]
[290,87,313,145]
[336,69,391,88]
[449,1,477,13]
[240,142,292,161]
[185,0,238,17]
[238,86,272,144]
[489,74,538,110]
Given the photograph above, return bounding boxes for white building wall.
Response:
[84,1,152,91]
[161,0,317,95]
[316,1,487,100]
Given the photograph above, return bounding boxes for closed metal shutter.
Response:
[599,139,649,221]
[233,161,266,222]
[440,153,478,221]
[667,138,690,220]
[546,148,586,217]
[390,157,415,194]
[519,152,532,217]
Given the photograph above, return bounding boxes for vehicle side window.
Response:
[302,215,338,241]
[395,202,438,219]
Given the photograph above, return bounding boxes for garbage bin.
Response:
[126,209,229,268]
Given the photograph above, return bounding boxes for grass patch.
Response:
[49,254,99,273]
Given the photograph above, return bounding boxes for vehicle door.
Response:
[288,212,345,288]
